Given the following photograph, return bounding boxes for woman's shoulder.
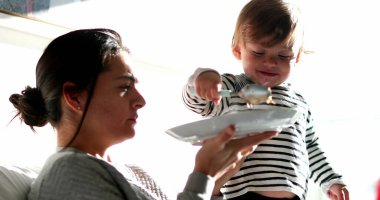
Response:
[30,148,120,192]
[39,148,112,178]
[29,149,130,199]
[49,148,97,163]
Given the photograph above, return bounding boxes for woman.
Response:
[9,28,277,200]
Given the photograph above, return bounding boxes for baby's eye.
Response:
[278,55,295,61]
[251,51,264,56]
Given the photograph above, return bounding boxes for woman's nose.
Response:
[134,90,146,109]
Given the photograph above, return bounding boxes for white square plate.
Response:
[165,107,299,144]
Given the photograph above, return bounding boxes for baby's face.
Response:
[237,38,300,87]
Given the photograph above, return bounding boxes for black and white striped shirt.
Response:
[182,71,344,200]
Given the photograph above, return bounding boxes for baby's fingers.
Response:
[210,86,221,105]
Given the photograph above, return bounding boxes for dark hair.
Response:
[232,0,303,48]
[9,28,127,132]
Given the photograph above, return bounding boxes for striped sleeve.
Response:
[182,68,237,117]
[305,109,345,195]
[182,68,247,117]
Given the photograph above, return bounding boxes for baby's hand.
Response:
[195,71,221,104]
[327,183,349,200]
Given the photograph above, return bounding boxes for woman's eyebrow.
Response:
[116,73,138,83]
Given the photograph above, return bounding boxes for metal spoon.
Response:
[237,84,275,105]
[189,84,275,105]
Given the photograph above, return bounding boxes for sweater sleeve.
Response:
[177,172,215,200]
[306,109,346,196]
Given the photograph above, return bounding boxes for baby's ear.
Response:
[232,45,242,60]
[295,50,302,63]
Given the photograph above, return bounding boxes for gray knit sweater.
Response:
[28,148,214,200]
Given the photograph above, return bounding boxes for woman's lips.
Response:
[128,115,138,123]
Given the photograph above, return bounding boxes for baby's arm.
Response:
[305,110,349,199]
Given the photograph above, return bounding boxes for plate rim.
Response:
[166,107,298,144]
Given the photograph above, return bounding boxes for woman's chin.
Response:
[116,130,135,143]
[125,130,135,139]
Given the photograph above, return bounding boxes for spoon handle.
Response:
[218,89,234,97]
[188,86,233,97]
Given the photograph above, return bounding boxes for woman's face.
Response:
[82,51,146,149]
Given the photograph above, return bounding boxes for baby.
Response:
[182,0,349,200]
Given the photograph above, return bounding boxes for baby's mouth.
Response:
[258,70,278,77]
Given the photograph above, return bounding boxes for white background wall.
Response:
[1,0,379,199]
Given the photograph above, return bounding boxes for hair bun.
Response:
[9,86,48,129]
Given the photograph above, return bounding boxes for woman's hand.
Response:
[212,156,246,196]
[193,125,278,195]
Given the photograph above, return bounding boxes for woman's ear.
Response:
[62,82,85,112]
[232,45,242,60]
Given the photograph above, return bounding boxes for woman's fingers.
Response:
[219,131,278,171]
[194,127,279,196]
[202,125,235,148]
[194,126,278,178]
[194,125,236,175]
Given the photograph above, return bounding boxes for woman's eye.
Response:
[121,84,131,92]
